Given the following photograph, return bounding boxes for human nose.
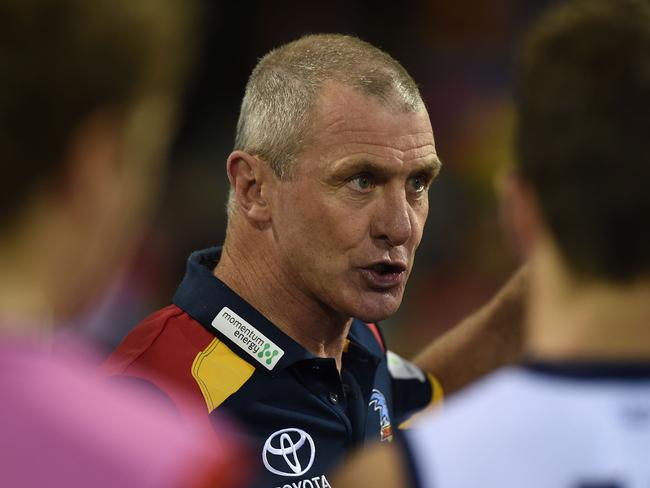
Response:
[371,186,412,247]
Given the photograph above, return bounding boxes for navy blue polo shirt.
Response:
[107,247,439,488]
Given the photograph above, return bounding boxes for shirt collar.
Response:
[523,359,650,381]
[173,247,382,376]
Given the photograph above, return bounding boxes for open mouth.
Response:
[368,262,406,275]
[360,262,407,290]
[361,260,406,292]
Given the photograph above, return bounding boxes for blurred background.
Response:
[78,0,557,357]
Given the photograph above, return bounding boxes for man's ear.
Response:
[226,150,274,224]
[499,171,543,259]
[60,112,125,226]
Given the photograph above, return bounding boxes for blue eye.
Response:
[408,174,427,193]
[348,174,374,191]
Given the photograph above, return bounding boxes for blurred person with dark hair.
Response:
[334,1,650,486]
[105,33,526,487]
[0,0,247,486]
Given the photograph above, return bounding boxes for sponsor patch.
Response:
[212,307,284,370]
[263,428,315,477]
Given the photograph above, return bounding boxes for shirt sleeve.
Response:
[387,350,444,427]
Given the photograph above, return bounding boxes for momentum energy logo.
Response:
[212,307,284,370]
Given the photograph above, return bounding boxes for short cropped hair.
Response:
[0,0,195,227]
[234,33,425,179]
[516,0,650,282]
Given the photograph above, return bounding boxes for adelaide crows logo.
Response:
[369,389,393,442]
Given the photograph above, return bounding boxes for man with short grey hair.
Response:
[227,33,428,215]
[236,34,424,174]
[106,33,525,487]
[334,1,650,486]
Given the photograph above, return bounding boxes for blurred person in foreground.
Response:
[105,33,527,487]
[334,0,650,486]
[0,1,247,486]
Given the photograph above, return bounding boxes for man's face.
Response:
[269,82,440,323]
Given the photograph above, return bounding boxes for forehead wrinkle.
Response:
[326,127,433,142]
[319,118,432,141]
[401,141,438,160]
[315,104,433,145]
[317,127,435,158]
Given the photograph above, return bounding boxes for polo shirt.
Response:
[105,247,441,488]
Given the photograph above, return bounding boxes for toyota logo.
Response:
[262,428,316,477]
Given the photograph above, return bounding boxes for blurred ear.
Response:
[47,112,132,317]
[226,150,274,224]
[61,112,125,225]
[499,171,543,259]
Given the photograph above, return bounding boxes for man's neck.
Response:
[215,228,352,370]
[526,245,650,361]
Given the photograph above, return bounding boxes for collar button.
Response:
[329,392,339,405]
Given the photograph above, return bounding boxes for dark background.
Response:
[81,0,557,356]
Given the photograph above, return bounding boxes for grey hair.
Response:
[227,33,426,216]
